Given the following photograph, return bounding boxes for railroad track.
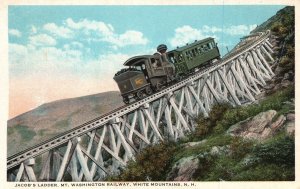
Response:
[7,30,271,171]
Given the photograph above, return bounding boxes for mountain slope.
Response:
[251,6,294,34]
[108,6,295,181]
[7,91,123,156]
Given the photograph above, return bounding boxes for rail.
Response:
[7,30,271,170]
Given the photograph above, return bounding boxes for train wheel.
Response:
[123,97,130,104]
[136,90,144,100]
[156,83,165,91]
[145,86,153,95]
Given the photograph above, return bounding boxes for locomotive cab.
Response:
[113,58,150,104]
[114,54,176,104]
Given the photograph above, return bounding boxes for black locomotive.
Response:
[113,38,220,104]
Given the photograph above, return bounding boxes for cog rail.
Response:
[7,30,271,170]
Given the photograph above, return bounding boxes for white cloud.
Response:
[39,47,82,64]
[9,43,27,55]
[98,53,130,70]
[9,38,151,117]
[103,30,149,47]
[9,29,22,37]
[9,43,84,80]
[202,24,257,36]
[224,24,257,36]
[75,53,131,78]
[117,30,148,46]
[169,25,211,47]
[169,24,258,48]
[43,23,73,38]
[65,18,148,48]
[9,43,28,65]
[202,25,222,33]
[249,24,258,32]
[31,25,37,34]
[29,34,57,46]
[9,42,132,79]
[65,18,114,36]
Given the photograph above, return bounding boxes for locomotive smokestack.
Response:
[157,44,167,54]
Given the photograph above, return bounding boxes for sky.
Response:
[8,5,285,118]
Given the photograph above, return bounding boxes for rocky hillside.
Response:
[251,6,294,34]
[110,87,294,181]
[7,91,123,156]
[108,6,295,181]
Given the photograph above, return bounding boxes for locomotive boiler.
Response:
[114,37,220,104]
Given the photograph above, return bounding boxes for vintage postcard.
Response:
[0,0,298,188]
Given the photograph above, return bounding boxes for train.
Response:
[113,37,221,104]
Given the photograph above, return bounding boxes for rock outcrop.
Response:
[182,140,207,148]
[167,143,230,181]
[227,109,293,141]
[167,156,200,181]
[285,113,295,136]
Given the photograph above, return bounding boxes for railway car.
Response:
[114,37,220,104]
[167,37,220,75]
[113,54,176,104]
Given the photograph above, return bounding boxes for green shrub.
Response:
[229,137,253,160]
[194,103,232,138]
[213,86,294,133]
[209,103,232,125]
[203,155,239,181]
[195,115,210,137]
[286,44,295,60]
[194,153,216,180]
[173,134,233,165]
[253,136,294,167]
[196,134,295,181]
[107,86,294,181]
[232,163,294,181]
[271,22,283,33]
[279,56,291,67]
[112,142,176,181]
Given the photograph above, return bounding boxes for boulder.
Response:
[274,65,283,75]
[167,156,199,181]
[271,79,293,92]
[263,83,275,90]
[227,110,286,141]
[281,80,293,87]
[285,113,295,136]
[285,122,295,136]
[286,113,295,121]
[288,70,295,81]
[183,140,207,148]
[270,115,286,130]
[241,155,259,167]
[210,146,230,156]
[283,73,290,81]
[273,76,283,84]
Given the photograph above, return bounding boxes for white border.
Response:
[0,1,298,189]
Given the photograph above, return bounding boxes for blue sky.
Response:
[9,6,285,56]
[8,5,285,117]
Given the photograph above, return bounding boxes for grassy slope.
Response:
[110,86,294,181]
[109,6,295,181]
[7,91,123,156]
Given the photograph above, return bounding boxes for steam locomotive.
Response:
[113,37,220,104]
